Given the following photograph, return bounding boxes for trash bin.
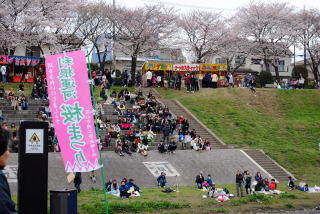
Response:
[50,190,77,214]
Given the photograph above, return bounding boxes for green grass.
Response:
[157,88,320,183]
[0,83,134,99]
[74,183,319,214]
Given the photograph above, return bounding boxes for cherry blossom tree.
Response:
[214,25,253,73]
[0,0,81,55]
[294,9,320,81]
[234,1,295,80]
[179,10,224,63]
[75,2,114,70]
[110,4,177,85]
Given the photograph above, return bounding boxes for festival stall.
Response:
[173,63,200,74]
[0,55,44,83]
[200,64,227,87]
[142,63,173,87]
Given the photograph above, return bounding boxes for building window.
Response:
[235,56,246,65]
[215,58,227,64]
[251,58,262,64]
[26,46,41,57]
[279,60,285,72]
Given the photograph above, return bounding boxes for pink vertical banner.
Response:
[45,50,102,172]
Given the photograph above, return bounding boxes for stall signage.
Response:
[0,56,8,64]
[200,64,227,72]
[145,63,172,71]
[173,64,199,72]
[7,56,40,67]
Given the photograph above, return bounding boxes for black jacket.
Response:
[195,175,205,184]
[0,169,16,214]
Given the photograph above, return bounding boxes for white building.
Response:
[207,55,293,78]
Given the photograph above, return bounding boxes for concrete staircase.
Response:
[243,150,293,182]
[0,98,48,126]
[160,99,226,149]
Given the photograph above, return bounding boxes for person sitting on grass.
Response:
[297,183,309,192]
[119,180,130,198]
[288,176,295,190]
[109,179,119,195]
[268,179,277,191]
[157,172,167,188]
[195,171,205,189]
[7,88,14,101]
[126,179,140,192]
[206,174,215,187]
[255,172,262,182]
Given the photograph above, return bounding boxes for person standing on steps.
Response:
[236,170,244,197]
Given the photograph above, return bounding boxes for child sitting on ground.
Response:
[288,176,295,190]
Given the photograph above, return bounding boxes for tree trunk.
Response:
[131,55,137,87]
[273,64,280,81]
[312,66,319,82]
[95,44,102,70]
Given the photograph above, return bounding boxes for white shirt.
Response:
[146,71,152,80]
[299,77,305,84]
[1,66,6,75]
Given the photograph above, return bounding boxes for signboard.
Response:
[200,64,227,72]
[45,50,101,172]
[144,63,172,71]
[143,161,180,177]
[173,64,199,72]
[0,55,8,64]
[26,129,44,154]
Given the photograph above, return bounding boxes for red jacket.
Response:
[268,181,277,190]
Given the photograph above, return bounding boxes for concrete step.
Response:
[244,150,292,182]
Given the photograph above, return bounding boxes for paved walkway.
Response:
[7,150,271,194]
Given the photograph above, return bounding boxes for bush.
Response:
[257,71,273,87]
[292,65,308,80]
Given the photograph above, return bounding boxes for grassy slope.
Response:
[77,184,319,214]
[12,183,320,214]
[157,88,320,183]
[0,83,133,99]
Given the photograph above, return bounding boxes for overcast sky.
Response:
[110,0,318,62]
[113,0,319,12]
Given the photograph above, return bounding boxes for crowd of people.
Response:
[95,88,212,156]
[143,70,257,92]
[105,177,141,198]
[0,85,29,111]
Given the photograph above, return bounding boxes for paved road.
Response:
[6,149,270,195]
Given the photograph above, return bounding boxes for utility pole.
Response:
[112,0,116,72]
[303,5,307,68]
